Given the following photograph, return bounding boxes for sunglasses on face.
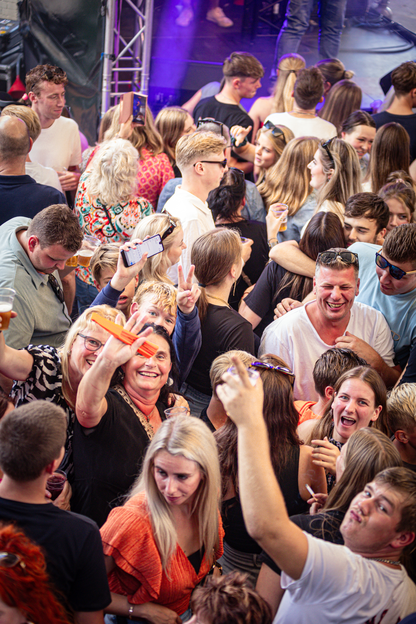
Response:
[263,120,286,143]
[375,252,416,280]
[193,158,227,169]
[321,138,335,169]
[317,250,359,267]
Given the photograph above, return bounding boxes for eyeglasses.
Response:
[48,274,65,304]
[375,252,416,280]
[321,138,335,169]
[193,158,227,169]
[161,216,177,241]
[0,552,26,569]
[78,333,105,352]
[197,117,226,137]
[263,120,286,143]
[250,361,295,380]
[317,250,359,267]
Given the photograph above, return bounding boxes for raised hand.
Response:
[110,239,148,292]
[216,354,263,427]
[177,265,201,315]
[311,437,340,476]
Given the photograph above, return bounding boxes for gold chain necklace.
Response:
[206,293,231,309]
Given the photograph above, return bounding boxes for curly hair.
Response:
[0,524,71,624]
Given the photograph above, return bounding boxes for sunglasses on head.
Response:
[161,215,177,241]
[263,120,286,143]
[197,117,226,138]
[375,252,416,280]
[317,250,359,267]
[321,138,335,169]
[0,552,26,570]
[250,361,295,381]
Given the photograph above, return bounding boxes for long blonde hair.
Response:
[104,103,164,158]
[315,138,361,215]
[129,416,221,570]
[271,53,306,113]
[131,213,183,283]
[264,136,319,215]
[255,124,295,210]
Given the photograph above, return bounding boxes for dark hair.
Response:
[340,110,375,135]
[274,212,345,303]
[222,52,264,80]
[294,67,324,110]
[139,323,179,398]
[0,402,66,481]
[383,222,416,268]
[368,123,410,193]
[207,168,246,222]
[313,348,368,397]
[375,467,416,535]
[391,61,416,97]
[215,354,301,499]
[0,389,14,421]
[344,192,390,233]
[190,571,272,624]
[25,65,68,96]
[315,58,354,87]
[318,80,362,134]
[27,204,83,254]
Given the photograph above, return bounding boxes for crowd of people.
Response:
[0,50,415,624]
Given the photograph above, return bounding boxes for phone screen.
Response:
[132,94,146,125]
[121,234,164,267]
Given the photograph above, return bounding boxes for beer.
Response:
[271,203,288,232]
[77,250,94,267]
[0,304,12,330]
[66,254,78,267]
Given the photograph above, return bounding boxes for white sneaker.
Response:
[176,7,194,27]
[206,7,234,27]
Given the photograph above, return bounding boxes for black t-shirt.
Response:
[372,111,416,163]
[216,220,268,308]
[71,388,166,527]
[0,497,110,612]
[399,344,416,385]
[185,304,256,395]
[194,97,254,144]
[244,261,291,337]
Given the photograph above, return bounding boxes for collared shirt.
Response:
[0,217,71,349]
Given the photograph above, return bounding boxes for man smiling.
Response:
[259,248,396,400]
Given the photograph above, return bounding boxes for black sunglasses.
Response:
[197,117,226,138]
[161,216,177,241]
[375,252,416,280]
[317,250,359,267]
[194,158,227,169]
[263,120,286,143]
[321,138,335,169]
[227,167,245,182]
[48,274,65,304]
[41,67,65,81]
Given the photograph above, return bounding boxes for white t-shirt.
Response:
[265,111,337,140]
[25,161,63,192]
[29,116,82,171]
[164,185,215,283]
[259,300,395,400]
[275,533,416,624]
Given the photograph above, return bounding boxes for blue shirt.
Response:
[349,241,416,368]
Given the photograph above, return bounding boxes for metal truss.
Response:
[101,0,153,114]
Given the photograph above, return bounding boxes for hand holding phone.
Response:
[121,234,164,267]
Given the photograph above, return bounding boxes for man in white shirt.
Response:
[164,131,228,282]
[26,65,81,192]
[259,248,398,400]
[217,359,416,624]
[265,67,337,140]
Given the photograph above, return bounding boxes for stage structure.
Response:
[101,0,154,115]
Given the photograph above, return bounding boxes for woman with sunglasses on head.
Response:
[75,137,153,312]
[207,168,268,309]
[0,523,72,624]
[215,354,326,585]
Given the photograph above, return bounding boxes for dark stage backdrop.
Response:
[19,0,104,144]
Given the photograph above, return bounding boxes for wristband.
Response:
[268,238,279,249]
[128,604,134,619]
[231,135,248,148]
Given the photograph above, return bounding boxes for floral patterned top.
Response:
[74,170,153,286]
[136,147,174,208]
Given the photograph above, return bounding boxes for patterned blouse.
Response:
[136,147,174,208]
[74,170,153,286]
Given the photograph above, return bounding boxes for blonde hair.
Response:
[90,242,120,283]
[133,280,177,316]
[84,139,139,206]
[271,53,306,113]
[315,138,362,215]
[175,131,227,170]
[255,125,296,210]
[387,383,416,433]
[104,103,164,157]
[59,305,124,407]
[210,350,253,398]
[261,136,319,215]
[128,416,221,570]
[131,213,182,283]
[1,105,41,141]
[155,106,189,165]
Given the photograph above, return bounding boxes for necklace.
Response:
[368,558,401,567]
[206,293,231,309]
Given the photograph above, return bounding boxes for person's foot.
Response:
[176,7,194,27]
[206,7,233,27]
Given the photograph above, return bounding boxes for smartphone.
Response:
[120,92,147,125]
[121,235,164,267]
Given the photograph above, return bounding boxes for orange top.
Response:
[295,400,320,425]
[100,492,224,615]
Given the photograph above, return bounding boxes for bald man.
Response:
[0,115,65,226]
